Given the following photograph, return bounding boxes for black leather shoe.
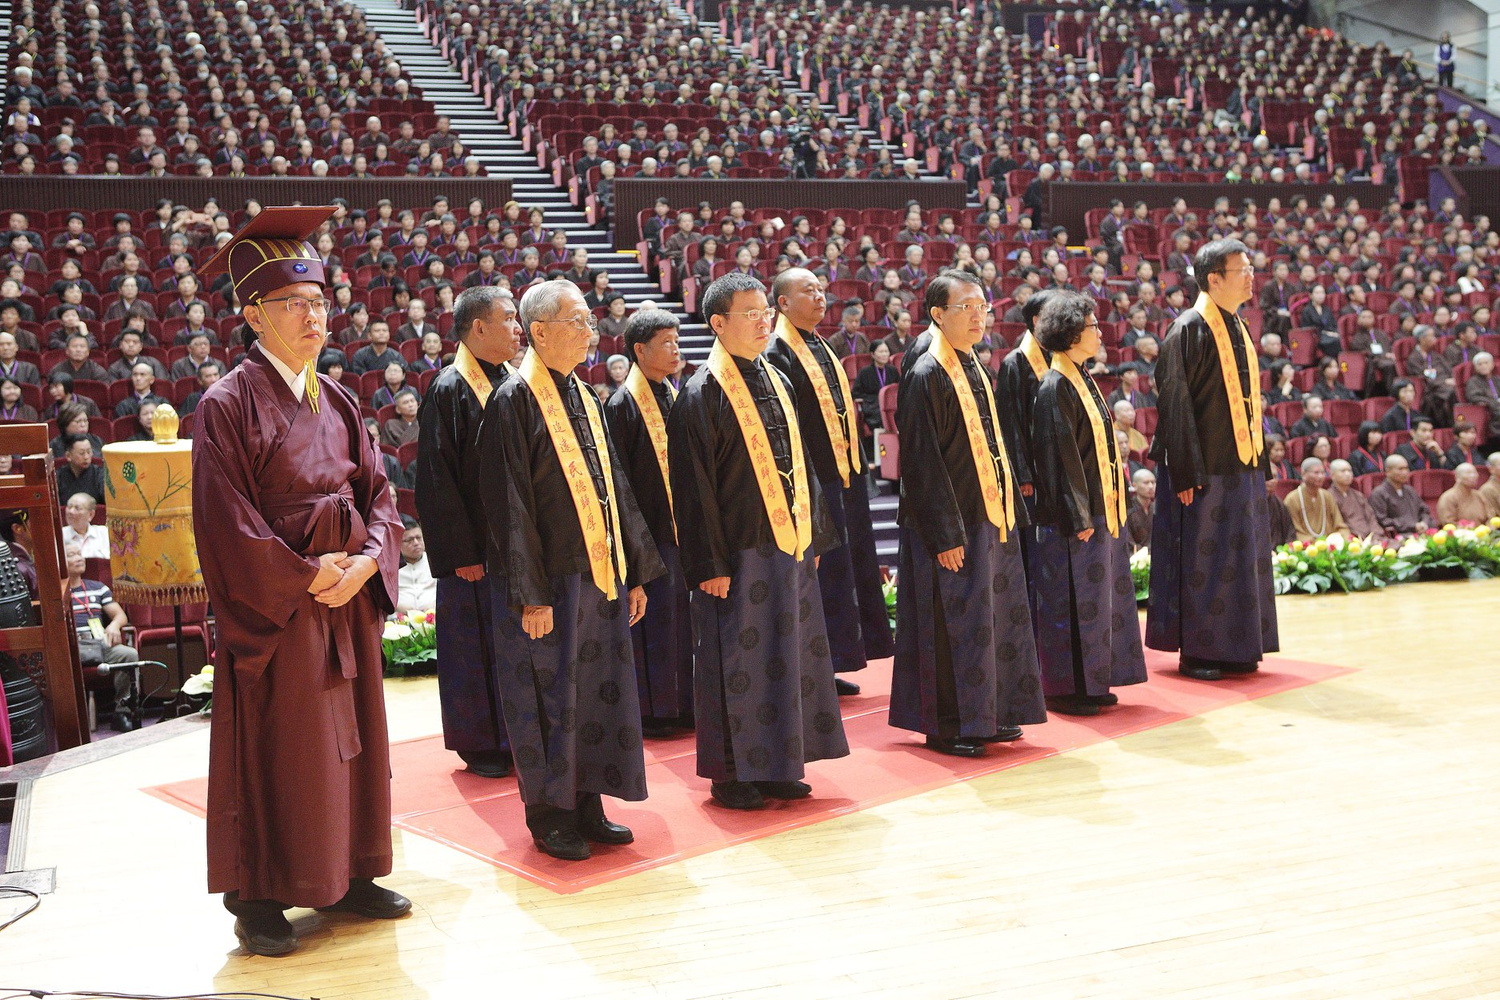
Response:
[1085,693,1120,706]
[924,736,986,757]
[532,827,591,861]
[640,717,683,739]
[1218,661,1260,674]
[1178,662,1223,681]
[458,750,512,778]
[575,796,635,845]
[1047,694,1102,716]
[834,678,861,696]
[711,780,766,810]
[224,893,297,957]
[316,878,412,919]
[981,726,1024,742]
[752,779,811,799]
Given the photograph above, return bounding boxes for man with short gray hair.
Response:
[414,285,521,780]
[1284,457,1347,541]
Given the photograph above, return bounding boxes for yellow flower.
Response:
[1443,523,1457,533]
[1347,539,1363,554]
[1385,550,1398,560]
[1369,543,1384,556]
[1476,525,1491,539]
[1290,541,1305,552]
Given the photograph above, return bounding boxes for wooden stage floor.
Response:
[3,579,1499,1000]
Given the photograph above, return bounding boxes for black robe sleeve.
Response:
[1031,371,1095,535]
[895,356,968,556]
[995,351,1036,488]
[413,368,495,577]
[667,372,735,587]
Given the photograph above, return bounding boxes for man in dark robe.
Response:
[765,268,894,696]
[604,309,694,737]
[1146,239,1280,681]
[1029,291,1148,716]
[667,272,849,811]
[414,285,519,779]
[192,207,408,958]
[995,288,1056,508]
[480,279,664,861]
[890,271,1046,757]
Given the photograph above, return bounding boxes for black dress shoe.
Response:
[575,794,635,844]
[224,892,298,957]
[1218,661,1260,674]
[834,678,861,696]
[1085,693,1120,706]
[640,717,683,739]
[316,878,412,919]
[1178,662,1223,681]
[981,726,1024,742]
[1047,694,1102,716]
[752,779,812,799]
[532,827,591,861]
[711,780,766,810]
[924,736,986,757]
[458,750,513,778]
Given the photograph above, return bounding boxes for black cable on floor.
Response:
[0,886,40,932]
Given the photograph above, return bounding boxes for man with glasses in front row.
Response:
[1146,239,1281,682]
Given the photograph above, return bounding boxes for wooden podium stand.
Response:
[0,423,90,751]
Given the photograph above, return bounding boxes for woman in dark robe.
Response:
[1029,291,1148,716]
[191,207,407,958]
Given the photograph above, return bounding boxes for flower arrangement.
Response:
[1271,532,1417,595]
[1129,547,1151,602]
[182,663,214,714]
[1398,520,1500,579]
[883,574,898,633]
[383,611,438,675]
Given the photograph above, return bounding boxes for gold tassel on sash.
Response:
[705,342,812,560]
[928,332,1016,538]
[1193,292,1264,466]
[518,351,627,598]
[1050,353,1129,537]
[772,314,862,487]
[625,363,675,541]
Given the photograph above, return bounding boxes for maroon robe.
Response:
[192,343,401,908]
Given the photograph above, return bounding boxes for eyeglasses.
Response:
[1222,266,1256,276]
[541,314,600,333]
[942,302,993,315]
[260,295,331,315]
[723,308,777,324]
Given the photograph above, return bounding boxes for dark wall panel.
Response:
[615,178,969,247]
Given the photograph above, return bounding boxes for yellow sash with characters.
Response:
[773,314,862,487]
[625,363,676,541]
[1016,330,1050,381]
[706,341,812,560]
[453,342,495,405]
[929,331,1016,538]
[1051,353,1129,537]
[1194,292,1265,466]
[518,350,627,598]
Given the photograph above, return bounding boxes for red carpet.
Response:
[145,649,1351,893]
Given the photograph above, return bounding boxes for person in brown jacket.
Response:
[1328,460,1382,538]
[1436,464,1491,525]
[1480,454,1500,517]
[1347,307,1397,396]
[1465,352,1500,443]
[1403,326,1457,427]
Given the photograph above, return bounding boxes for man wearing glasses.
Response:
[479,279,663,860]
[1146,239,1280,681]
[667,272,849,811]
[888,271,1045,757]
[192,207,408,956]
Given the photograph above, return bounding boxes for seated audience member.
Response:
[1380,379,1421,433]
[1367,454,1433,537]
[1267,434,1297,481]
[371,361,417,409]
[1107,363,1156,409]
[1465,352,1500,442]
[1394,417,1450,471]
[1290,396,1336,440]
[1447,421,1484,469]
[113,362,169,417]
[826,304,871,358]
[365,416,409,489]
[1482,454,1500,516]
[1258,332,1285,371]
[64,542,138,731]
[0,332,41,385]
[0,377,38,422]
[1284,458,1348,541]
[410,331,447,374]
[56,433,106,504]
[396,516,436,612]
[125,402,158,441]
[1112,398,1148,453]
[178,361,222,415]
[50,403,102,458]
[1328,460,1382,538]
[1403,326,1456,427]
[380,388,421,448]
[49,333,111,383]
[107,330,168,381]
[350,319,404,374]
[1436,464,1491,525]
[1310,356,1357,401]
[1349,422,1386,477]
[170,334,217,380]
[852,340,896,442]
[63,492,109,558]
[1128,467,1155,551]
[1264,359,1302,406]
[1266,477,1295,548]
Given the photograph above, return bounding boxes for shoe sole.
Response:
[925,744,985,758]
[234,924,298,957]
[314,902,412,919]
[532,838,591,861]
[710,791,766,810]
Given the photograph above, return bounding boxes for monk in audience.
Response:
[1367,454,1433,537]
[1482,454,1500,516]
[1328,460,1381,538]
[1436,464,1491,525]
[1283,458,1347,541]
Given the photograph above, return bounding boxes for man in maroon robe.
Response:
[192,206,407,956]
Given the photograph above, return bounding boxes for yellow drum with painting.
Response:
[100,405,207,606]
